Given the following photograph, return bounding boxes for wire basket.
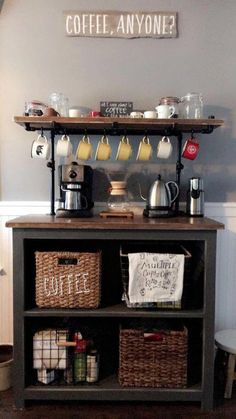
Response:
[120,244,192,309]
[35,251,101,308]
[119,326,188,388]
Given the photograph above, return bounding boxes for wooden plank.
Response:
[5,215,225,231]
[64,11,177,38]
[13,116,224,132]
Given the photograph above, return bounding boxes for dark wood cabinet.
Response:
[6,215,224,410]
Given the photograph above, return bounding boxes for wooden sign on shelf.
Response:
[64,11,177,38]
[100,101,133,117]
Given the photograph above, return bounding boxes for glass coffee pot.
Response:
[107,181,130,212]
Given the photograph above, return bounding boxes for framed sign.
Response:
[64,11,177,38]
[100,101,133,117]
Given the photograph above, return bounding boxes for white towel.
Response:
[128,252,184,304]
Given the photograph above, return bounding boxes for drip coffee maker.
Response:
[56,162,94,218]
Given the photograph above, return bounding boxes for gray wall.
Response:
[0,0,236,203]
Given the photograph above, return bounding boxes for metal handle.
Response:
[166,181,179,204]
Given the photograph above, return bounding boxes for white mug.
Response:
[56,134,72,157]
[31,134,50,159]
[157,136,173,159]
[143,111,157,119]
[156,104,175,119]
[130,111,144,118]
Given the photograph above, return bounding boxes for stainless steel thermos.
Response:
[186,177,204,216]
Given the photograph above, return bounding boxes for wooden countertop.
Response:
[6,214,224,230]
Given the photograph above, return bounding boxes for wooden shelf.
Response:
[14,116,224,135]
[24,379,202,402]
[24,304,204,318]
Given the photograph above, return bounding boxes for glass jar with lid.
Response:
[107,181,130,212]
[180,93,203,119]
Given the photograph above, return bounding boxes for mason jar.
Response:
[180,93,203,119]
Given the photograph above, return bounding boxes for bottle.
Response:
[74,339,87,383]
[86,349,99,383]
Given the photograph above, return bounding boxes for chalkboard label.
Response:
[100,101,133,117]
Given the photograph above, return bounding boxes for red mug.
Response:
[89,111,101,117]
[182,138,199,160]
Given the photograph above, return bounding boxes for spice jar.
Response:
[107,181,130,212]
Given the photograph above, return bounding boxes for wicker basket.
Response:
[120,245,192,309]
[35,251,101,308]
[119,327,188,388]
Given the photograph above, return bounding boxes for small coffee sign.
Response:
[64,11,177,38]
[100,101,133,117]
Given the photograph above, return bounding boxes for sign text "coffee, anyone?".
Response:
[64,11,177,38]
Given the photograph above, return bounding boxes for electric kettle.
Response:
[140,175,179,218]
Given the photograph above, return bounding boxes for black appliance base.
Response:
[56,209,93,218]
[143,208,175,218]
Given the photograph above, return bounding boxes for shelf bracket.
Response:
[46,125,56,216]
[175,133,184,214]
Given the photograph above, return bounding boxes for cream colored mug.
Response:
[116,136,132,161]
[76,135,93,160]
[157,136,173,159]
[143,110,157,119]
[56,134,72,157]
[95,135,112,161]
[156,104,175,119]
[136,136,152,161]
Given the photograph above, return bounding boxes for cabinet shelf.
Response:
[14,116,223,135]
[24,379,202,402]
[24,304,204,318]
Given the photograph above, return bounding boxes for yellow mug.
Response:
[116,136,132,161]
[95,135,112,161]
[136,136,152,161]
[76,135,93,160]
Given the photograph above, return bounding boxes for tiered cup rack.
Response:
[14,116,224,215]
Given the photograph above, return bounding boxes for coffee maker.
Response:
[56,162,94,218]
[186,177,204,217]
